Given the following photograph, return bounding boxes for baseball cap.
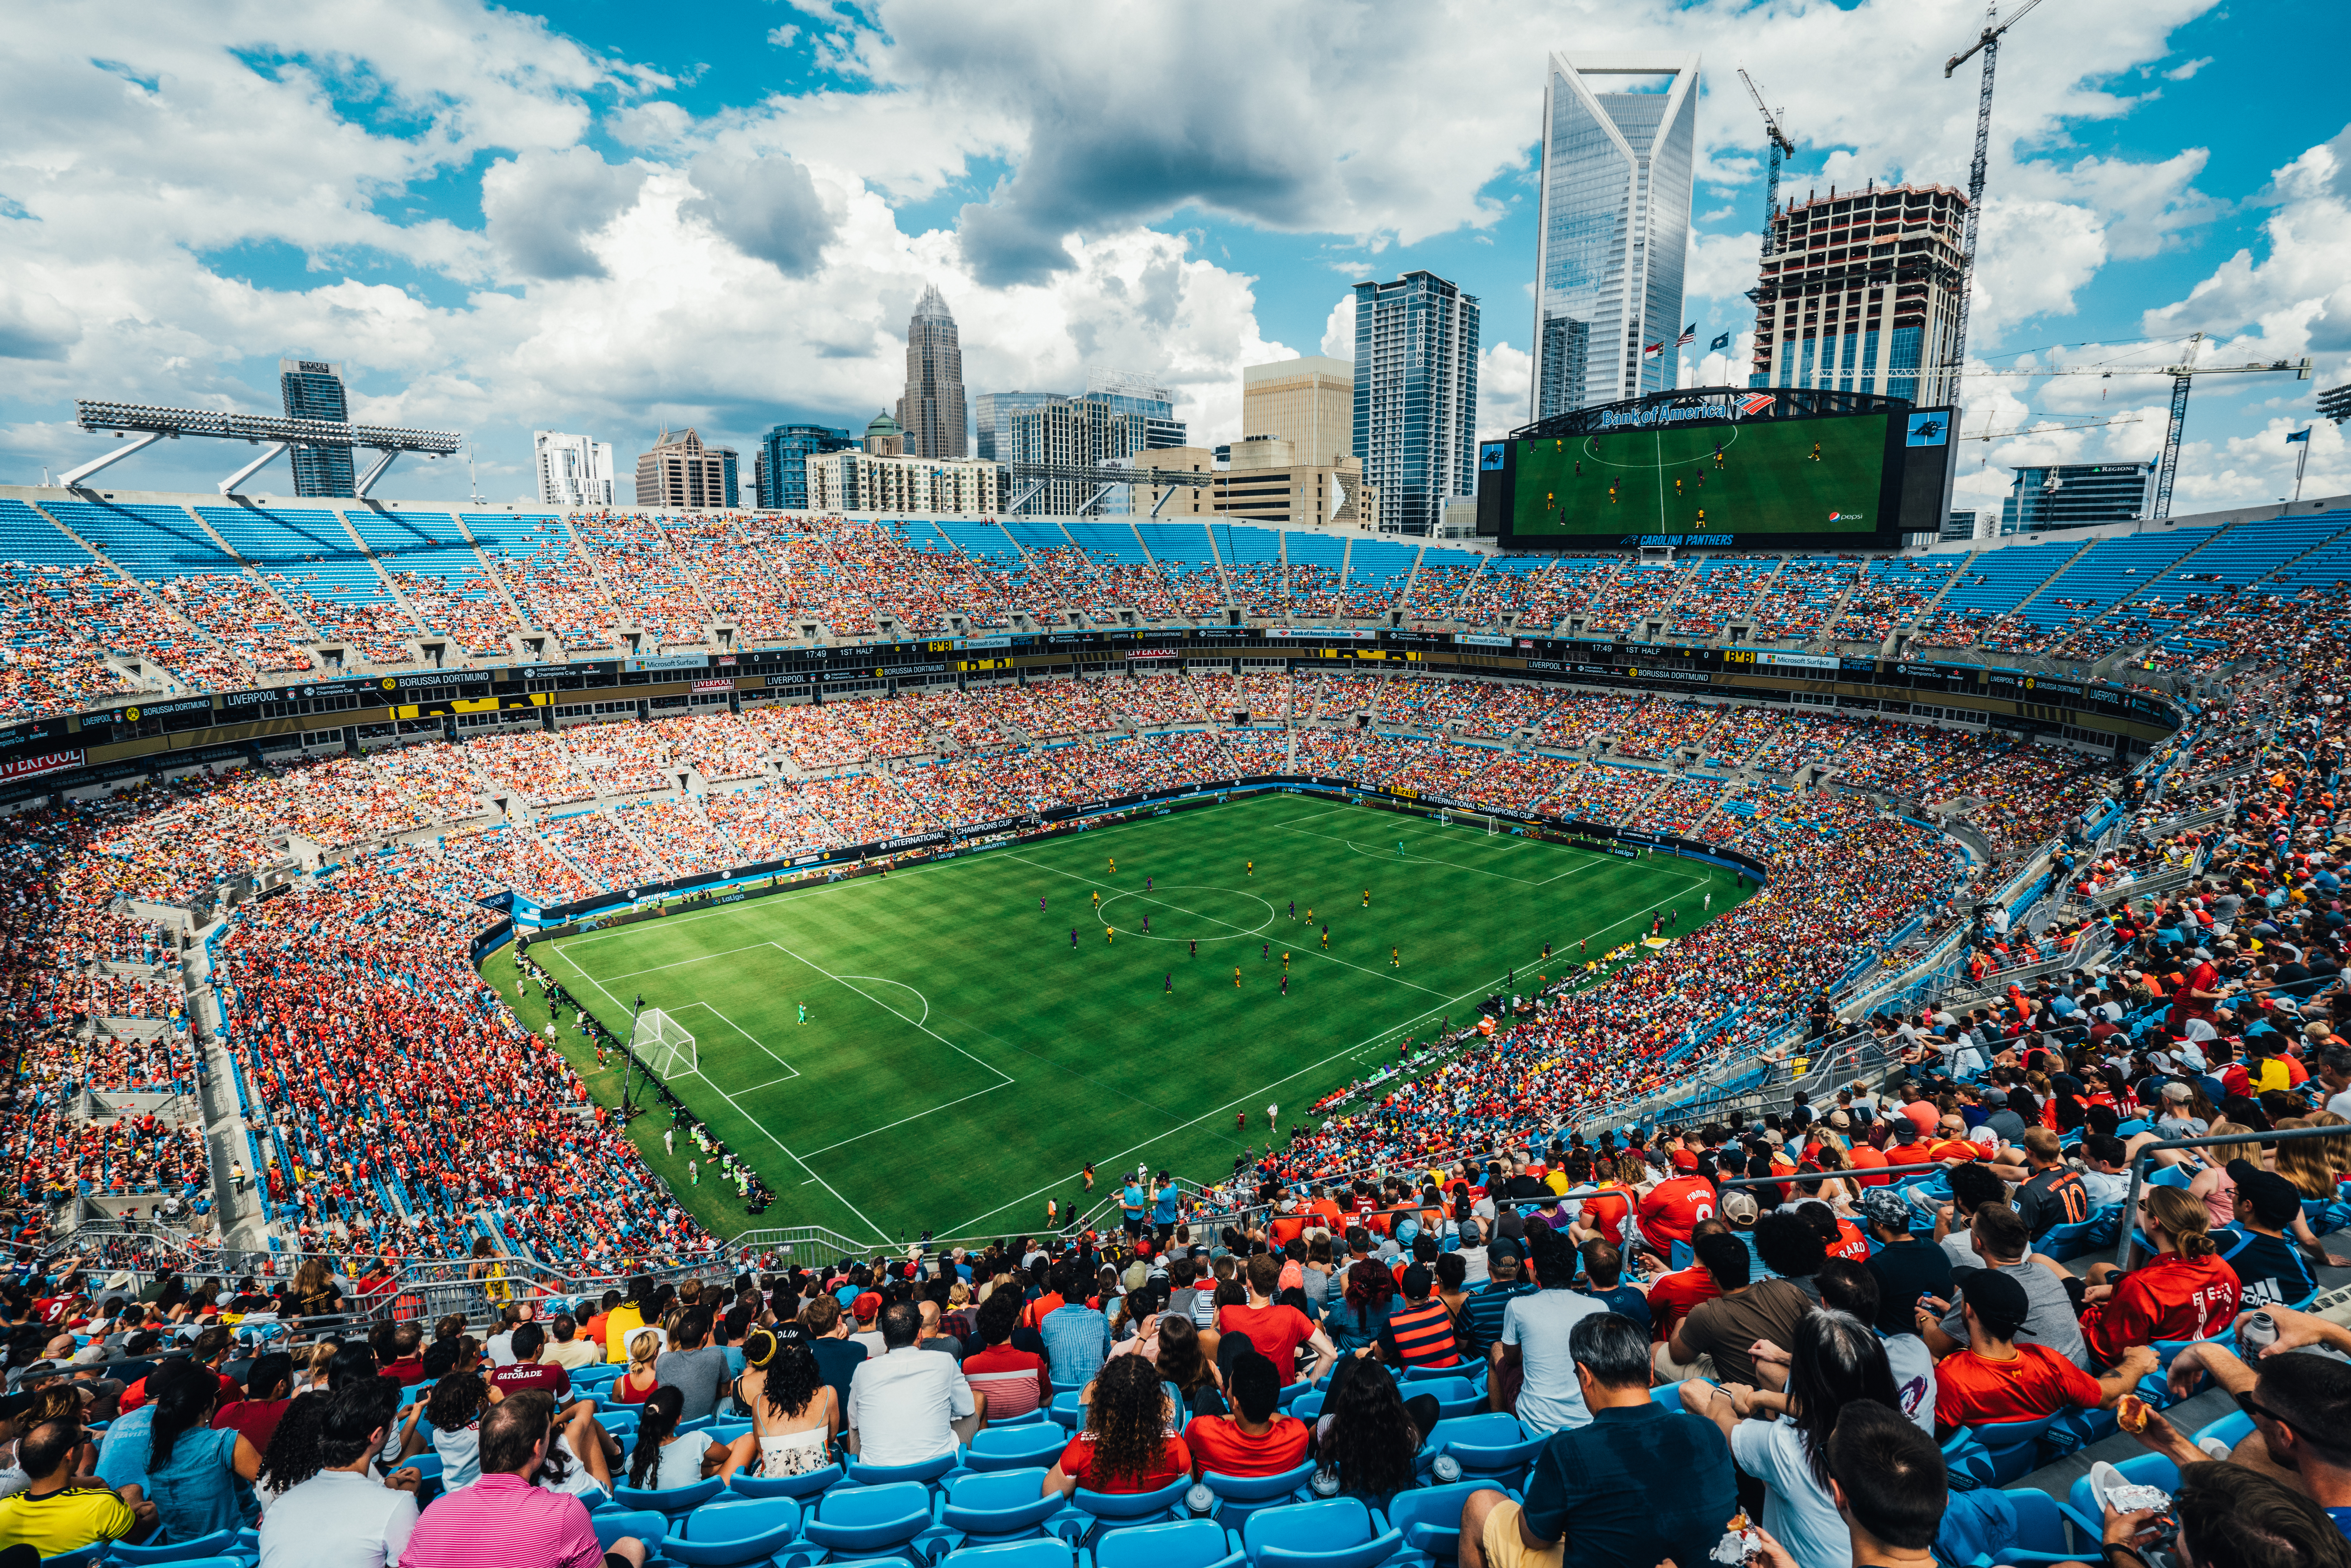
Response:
[1861,1188,1914,1232]
[1400,1264,1434,1299]
[1669,1149,1701,1172]
[1959,1269,2034,1339]
[851,1291,882,1320]
[2224,1161,2304,1228]
[1720,1191,1760,1227]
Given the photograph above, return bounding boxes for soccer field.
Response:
[491,791,1754,1245]
[1511,415,1889,537]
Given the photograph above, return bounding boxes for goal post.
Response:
[636,1007,699,1082]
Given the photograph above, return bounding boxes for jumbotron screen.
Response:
[1480,400,1954,551]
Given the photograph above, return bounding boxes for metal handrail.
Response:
[2112,1124,2344,1269]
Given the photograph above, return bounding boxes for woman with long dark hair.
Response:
[96,1355,263,1538]
[624,1386,730,1491]
[1042,1353,1190,1497]
[1154,1314,1223,1423]
[1314,1353,1422,1508]
[1683,1310,1899,1568]
[1321,1261,1394,1355]
[718,1325,835,1480]
[254,1389,330,1508]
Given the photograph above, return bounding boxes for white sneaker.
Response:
[2197,1436,2232,1459]
[2089,1460,2129,1513]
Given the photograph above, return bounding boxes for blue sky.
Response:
[2,0,2345,519]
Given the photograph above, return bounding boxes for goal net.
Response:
[636,1007,699,1082]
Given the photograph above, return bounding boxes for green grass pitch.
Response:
[481,792,1754,1246]
[1511,415,1889,537]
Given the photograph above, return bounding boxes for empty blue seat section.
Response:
[0,500,94,566]
[1345,541,1416,589]
[343,508,473,554]
[1214,524,1284,564]
[1137,523,1218,565]
[2013,528,2218,628]
[1003,521,1072,554]
[44,499,238,580]
[1486,554,1550,574]
[460,512,565,552]
[2267,511,2351,588]
[1066,522,1150,564]
[1418,548,1482,570]
[2158,514,2346,589]
[193,507,391,601]
[1937,542,2079,618]
[937,521,1023,561]
[1288,534,1345,571]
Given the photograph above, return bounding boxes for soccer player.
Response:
[1262,942,1269,961]
[1390,945,1400,969]
[1810,441,1822,462]
[1280,974,1288,996]
[1108,856,1115,873]
[1091,890,1100,910]
[1281,952,1290,972]
[1189,939,1197,958]
[797,1003,808,1025]
[1046,1197,1058,1227]
[1304,905,1313,923]
[1237,1110,1248,1132]
[1165,972,1173,996]
[1289,900,1295,919]
[1542,941,1553,962]
[1039,895,1047,914]
[1234,967,1242,988]
[1246,860,1254,876]
[1713,442,1724,468]
[1579,937,1587,956]
[1141,914,1149,934]
[1396,840,1404,857]
[1674,477,1683,497]
[1084,1162,1096,1191]
[1071,928,1079,948]
[1608,480,1619,504]
[1145,875,1152,892]
[1704,890,1713,912]
[1362,888,1370,908]
[1107,926,1115,945]
[1321,926,1329,951]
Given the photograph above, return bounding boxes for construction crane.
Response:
[1959,414,2143,442]
[1737,69,1796,256]
[1964,333,2314,518]
[1943,0,2048,403]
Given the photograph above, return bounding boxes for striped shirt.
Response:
[1458,1279,1534,1359]
[400,1473,604,1568]
[1383,1299,1461,1368]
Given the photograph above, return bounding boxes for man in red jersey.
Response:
[1632,1153,1716,1259]
[1641,1217,1728,1343]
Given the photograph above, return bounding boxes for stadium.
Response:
[9,12,2351,1568]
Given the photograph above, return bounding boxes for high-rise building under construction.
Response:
[1747,183,1970,408]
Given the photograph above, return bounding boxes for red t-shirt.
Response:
[1057,1431,1193,1493]
[1933,1344,2104,1433]
[382,1356,428,1386]
[1579,1186,1634,1245]
[1021,1292,1066,1331]
[1643,1266,1720,1343]
[1901,1101,1939,1136]
[612,1370,659,1404]
[1824,1219,1872,1263]
[1845,1145,1891,1188]
[1926,1139,1985,1164]
[962,1344,1047,1417]
[489,1362,571,1400]
[1634,1176,1717,1249]
[212,1397,290,1453]
[2079,1252,2243,1367]
[1182,1414,1311,1478]
[1216,1304,1315,1385]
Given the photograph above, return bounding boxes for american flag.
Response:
[1676,324,1697,346]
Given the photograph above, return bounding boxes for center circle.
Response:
[1095,885,1277,943]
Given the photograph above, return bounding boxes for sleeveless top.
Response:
[757,1425,830,1478]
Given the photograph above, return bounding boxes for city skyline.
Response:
[0,1,2340,518]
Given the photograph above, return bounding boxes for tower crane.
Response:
[1737,69,1795,257]
[1964,333,2314,519]
[1943,0,2049,403]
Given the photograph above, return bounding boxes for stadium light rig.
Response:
[64,397,464,496]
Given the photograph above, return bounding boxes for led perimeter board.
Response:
[1477,388,1955,552]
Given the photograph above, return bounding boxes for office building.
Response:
[1132,441,1373,528]
[279,358,356,497]
[757,424,854,510]
[2000,462,2153,534]
[974,392,1057,463]
[806,412,1001,515]
[1007,397,1151,516]
[1942,509,1995,543]
[532,431,615,509]
[897,283,968,459]
[633,427,729,509]
[1081,370,1188,453]
[1242,356,1353,467]
[711,446,741,508]
[1353,270,1479,535]
[1749,183,1969,408]
[1531,53,1700,417]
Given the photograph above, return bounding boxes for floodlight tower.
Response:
[1943,0,2048,399]
[1738,69,1796,257]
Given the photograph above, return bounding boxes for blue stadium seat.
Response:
[613,1475,724,1517]
[1086,1517,1246,1568]
[963,1426,1070,1473]
[937,1467,1067,1546]
[1238,1497,1404,1568]
[667,1496,806,1566]
[727,1461,844,1500]
[1196,1460,1316,1531]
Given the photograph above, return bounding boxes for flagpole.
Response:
[2294,441,2309,503]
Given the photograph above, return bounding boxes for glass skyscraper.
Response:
[279,358,355,498]
[758,424,854,510]
[1352,270,1479,536]
[897,284,968,459]
[1531,53,1700,419]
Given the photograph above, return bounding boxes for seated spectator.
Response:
[847,1301,975,1464]
[1933,1163,2011,1268]
[1381,1264,1463,1370]
[1860,1188,1954,1339]
[1754,1210,1831,1305]
[1324,1258,1397,1356]
[2080,1187,2245,1366]
[1502,1225,1610,1430]
[1043,1354,1190,1497]
[961,1289,1046,1420]
[2217,1163,2327,1310]
[623,1386,729,1491]
[1823,1402,1948,1568]
[0,1418,157,1557]
[400,1394,645,1568]
[1658,1232,1810,1390]
[378,1323,428,1387]
[1915,1204,2089,1368]
[1459,1313,1737,1568]
[487,1322,572,1402]
[720,1325,837,1482]
[541,1316,598,1372]
[2011,1128,2092,1241]
[213,1351,294,1453]
[802,1294,867,1418]
[1641,1218,1726,1346]
[1314,1350,1429,1510]
[1038,1262,1112,1387]
[256,1381,421,1568]
[1681,1309,1902,1568]
[1216,1254,1335,1387]
[94,1356,261,1539]
[655,1309,730,1423]
[612,1331,661,1405]
[1807,1259,1936,1434]
[2150,1459,2351,1568]
[1931,1271,2154,1437]
[1576,1241,1651,1334]
[1182,1350,1307,1477]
